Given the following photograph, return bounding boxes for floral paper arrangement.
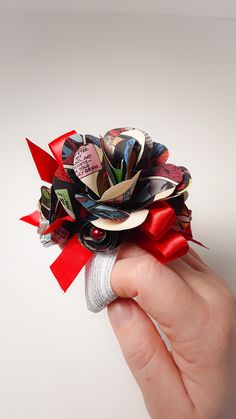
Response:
[21,127,201,297]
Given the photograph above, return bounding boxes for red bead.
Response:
[91,227,105,241]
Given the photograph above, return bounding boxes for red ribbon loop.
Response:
[134,202,189,263]
[138,202,176,240]
[20,210,40,227]
[133,229,189,263]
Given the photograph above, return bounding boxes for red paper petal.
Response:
[50,234,92,292]
[20,210,40,227]
[26,138,58,183]
[48,130,77,164]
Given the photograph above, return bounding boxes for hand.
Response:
[108,243,236,419]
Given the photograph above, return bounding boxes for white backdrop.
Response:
[0,10,236,419]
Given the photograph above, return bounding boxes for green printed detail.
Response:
[113,168,123,183]
[55,189,74,217]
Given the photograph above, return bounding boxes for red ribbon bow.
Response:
[133,202,190,263]
[20,131,201,292]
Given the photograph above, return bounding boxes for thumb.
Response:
[107,298,193,419]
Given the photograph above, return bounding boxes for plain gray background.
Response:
[0,3,236,419]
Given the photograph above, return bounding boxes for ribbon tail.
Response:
[20,210,40,227]
[50,234,92,292]
[26,138,58,183]
[188,237,209,250]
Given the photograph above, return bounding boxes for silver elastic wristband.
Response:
[85,248,119,313]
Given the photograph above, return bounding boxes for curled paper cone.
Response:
[85,249,119,313]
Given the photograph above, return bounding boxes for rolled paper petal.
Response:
[120,128,152,165]
[26,139,58,183]
[130,177,177,209]
[175,166,192,194]
[50,234,92,291]
[99,170,141,204]
[150,142,169,165]
[102,127,133,161]
[102,127,153,176]
[78,222,126,252]
[48,130,77,164]
[139,202,176,240]
[149,163,184,184]
[132,229,189,263]
[73,142,104,196]
[20,210,40,227]
[75,192,129,221]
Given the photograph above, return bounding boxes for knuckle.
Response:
[222,296,235,330]
[223,289,236,309]
[134,254,159,284]
[215,288,235,317]
[124,336,157,371]
[212,290,236,348]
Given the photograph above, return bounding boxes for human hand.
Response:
[108,243,236,419]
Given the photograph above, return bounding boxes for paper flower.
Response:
[21,127,199,291]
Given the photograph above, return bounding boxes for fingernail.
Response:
[108,299,134,327]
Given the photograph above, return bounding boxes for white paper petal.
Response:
[99,170,141,203]
[120,128,145,164]
[91,209,149,231]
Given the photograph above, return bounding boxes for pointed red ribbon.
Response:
[50,234,92,292]
[20,210,40,227]
[26,139,58,183]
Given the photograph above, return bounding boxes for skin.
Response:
[107,243,236,419]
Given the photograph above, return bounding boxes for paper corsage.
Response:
[21,127,201,312]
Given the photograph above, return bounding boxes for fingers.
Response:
[180,251,210,273]
[110,251,208,344]
[166,257,216,300]
[118,241,225,297]
[169,251,229,296]
[108,299,193,419]
[117,241,209,273]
